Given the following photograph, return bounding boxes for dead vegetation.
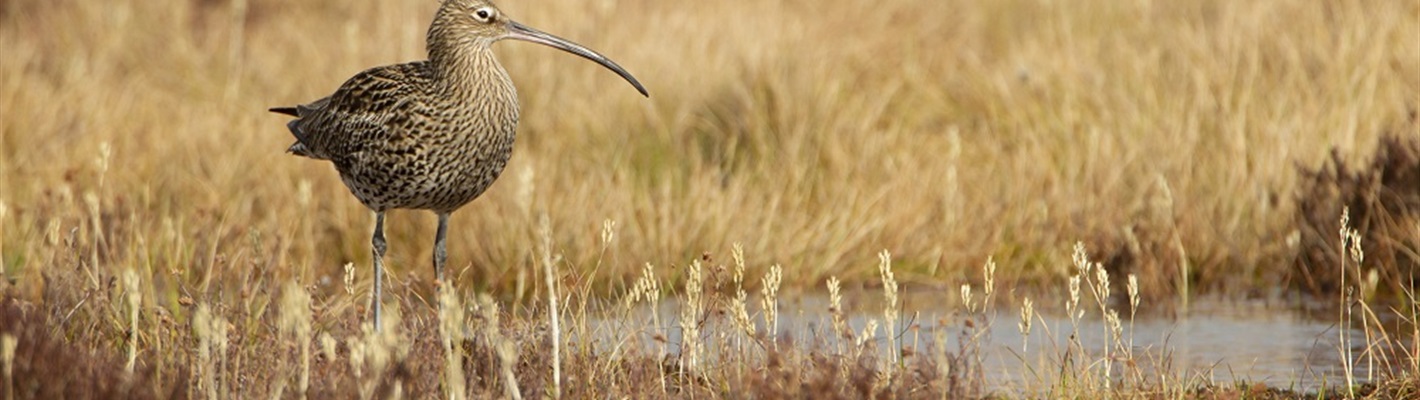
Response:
[0,297,187,399]
[3,235,1417,399]
[1293,134,1420,298]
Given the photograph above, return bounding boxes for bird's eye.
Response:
[474,8,494,23]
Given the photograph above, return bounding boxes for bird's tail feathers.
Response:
[287,142,321,159]
[269,106,300,117]
[274,109,324,159]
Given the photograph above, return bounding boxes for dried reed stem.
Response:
[123,268,140,373]
[877,250,898,365]
[539,218,561,399]
[438,288,466,400]
[730,244,756,347]
[680,260,704,372]
[827,276,846,353]
[760,264,782,347]
[1018,298,1034,352]
[1339,208,1355,395]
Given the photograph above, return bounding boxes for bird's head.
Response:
[431,0,648,97]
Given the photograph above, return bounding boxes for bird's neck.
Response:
[427,39,521,129]
[428,44,514,103]
[425,11,512,96]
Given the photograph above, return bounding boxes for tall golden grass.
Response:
[2,0,1417,298]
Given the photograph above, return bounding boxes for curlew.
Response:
[271,0,647,327]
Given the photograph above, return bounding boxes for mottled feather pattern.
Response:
[278,52,519,213]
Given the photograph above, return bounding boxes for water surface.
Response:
[604,290,1368,393]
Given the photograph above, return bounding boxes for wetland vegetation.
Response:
[1,0,1418,398]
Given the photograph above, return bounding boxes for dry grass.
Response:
[3,236,1413,399]
[1,0,1419,398]
[2,0,1416,296]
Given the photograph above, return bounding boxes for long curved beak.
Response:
[506,21,649,97]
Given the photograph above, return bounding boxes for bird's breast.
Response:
[402,83,520,211]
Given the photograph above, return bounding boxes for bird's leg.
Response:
[433,213,450,319]
[372,211,388,330]
[434,213,450,292]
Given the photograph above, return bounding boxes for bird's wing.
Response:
[275,62,431,161]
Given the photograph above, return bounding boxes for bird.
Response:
[270,0,647,328]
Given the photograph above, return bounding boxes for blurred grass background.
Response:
[0,0,1417,302]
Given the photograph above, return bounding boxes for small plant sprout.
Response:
[983,256,997,306]
[680,260,704,371]
[877,250,898,364]
[1106,309,1125,385]
[318,332,337,365]
[729,243,756,342]
[1073,242,1091,275]
[1346,226,1375,298]
[1018,297,1034,352]
[1093,264,1110,302]
[438,287,466,400]
[601,219,616,248]
[624,262,659,311]
[760,263,783,345]
[1339,207,1356,395]
[539,215,562,399]
[1127,274,1139,315]
[624,261,663,389]
[1065,272,1085,366]
[1067,275,1082,321]
[827,276,848,345]
[194,304,217,400]
[343,263,356,296]
[123,268,140,373]
[858,319,879,349]
[1106,310,1124,357]
[1091,258,1112,377]
[960,284,973,313]
[1127,274,1140,362]
[730,289,755,341]
[732,243,746,279]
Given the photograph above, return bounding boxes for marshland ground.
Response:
[1,0,1418,398]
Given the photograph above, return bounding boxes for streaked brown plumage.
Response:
[271,0,646,326]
